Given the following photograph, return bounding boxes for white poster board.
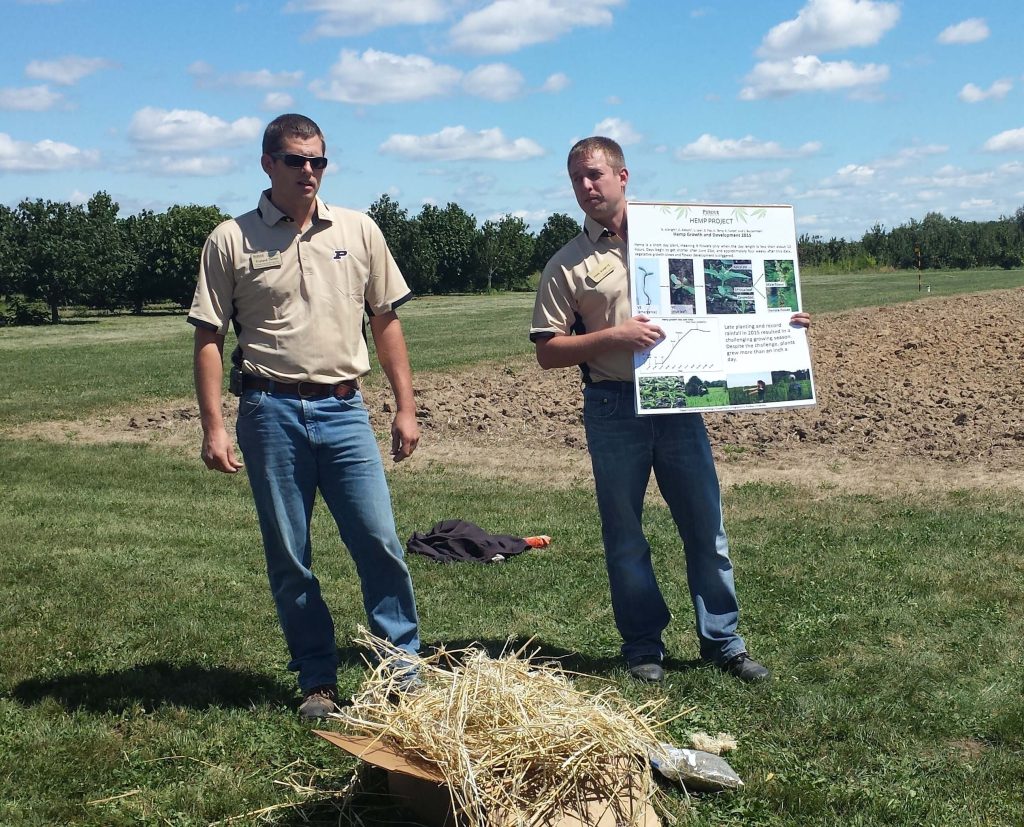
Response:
[627,201,815,415]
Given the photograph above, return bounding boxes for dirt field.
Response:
[10,288,1024,495]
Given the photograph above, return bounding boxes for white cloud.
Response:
[188,61,303,89]
[720,168,796,201]
[284,0,448,37]
[310,49,461,104]
[959,198,995,211]
[758,0,900,58]
[676,134,822,160]
[937,18,989,45]
[836,163,876,181]
[542,73,570,93]
[25,56,114,85]
[0,85,63,111]
[379,126,544,161]
[901,165,995,189]
[958,79,1012,103]
[262,92,295,111]
[127,107,262,153]
[138,156,238,176]
[0,132,100,171]
[983,127,1024,153]
[450,0,624,54]
[741,56,889,99]
[593,117,642,146]
[462,64,525,101]
[606,95,622,105]
[870,144,948,169]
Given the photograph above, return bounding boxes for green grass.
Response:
[2,282,1023,825]
[800,267,1024,313]
[1,440,1021,825]
[0,293,539,426]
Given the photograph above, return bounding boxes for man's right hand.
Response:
[201,427,244,473]
[615,315,665,351]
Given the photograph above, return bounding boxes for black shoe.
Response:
[719,652,770,683]
[627,661,666,682]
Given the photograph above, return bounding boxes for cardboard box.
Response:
[314,730,662,827]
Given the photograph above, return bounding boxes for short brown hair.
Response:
[567,136,625,171]
[262,114,326,155]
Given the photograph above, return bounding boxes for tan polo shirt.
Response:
[530,215,633,383]
[188,190,411,384]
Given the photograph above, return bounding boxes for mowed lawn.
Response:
[1,273,1023,826]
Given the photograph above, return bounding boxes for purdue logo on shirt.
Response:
[333,250,348,259]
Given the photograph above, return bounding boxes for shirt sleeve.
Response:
[187,228,235,335]
[361,215,412,316]
[530,259,576,342]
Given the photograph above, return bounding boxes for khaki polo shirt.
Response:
[188,190,411,384]
[530,215,633,383]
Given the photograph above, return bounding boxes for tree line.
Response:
[0,194,230,325]
[0,191,581,325]
[799,208,1024,273]
[0,192,581,325]
[3,189,1022,326]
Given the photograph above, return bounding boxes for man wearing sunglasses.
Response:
[188,113,421,719]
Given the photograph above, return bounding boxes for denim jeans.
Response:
[582,382,745,665]
[235,388,420,691]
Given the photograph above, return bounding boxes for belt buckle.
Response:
[296,381,319,399]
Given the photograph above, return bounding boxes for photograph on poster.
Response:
[668,258,695,314]
[704,259,755,315]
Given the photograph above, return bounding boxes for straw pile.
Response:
[333,632,670,827]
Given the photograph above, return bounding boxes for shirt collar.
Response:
[583,214,620,244]
[257,189,331,227]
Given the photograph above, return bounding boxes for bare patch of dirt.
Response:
[7,289,1024,495]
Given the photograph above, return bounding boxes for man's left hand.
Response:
[391,409,420,462]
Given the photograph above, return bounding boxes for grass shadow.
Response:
[10,660,295,712]
[422,637,704,679]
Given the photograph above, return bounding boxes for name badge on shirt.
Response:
[251,250,283,270]
[588,262,616,284]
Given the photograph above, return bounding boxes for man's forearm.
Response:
[193,330,227,431]
[369,312,415,410]
[535,328,621,370]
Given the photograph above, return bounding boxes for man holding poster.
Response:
[531,136,810,683]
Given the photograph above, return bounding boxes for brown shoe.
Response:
[298,685,339,720]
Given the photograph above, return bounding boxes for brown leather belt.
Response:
[242,375,358,400]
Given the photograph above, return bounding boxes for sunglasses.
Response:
[270,152,328,170]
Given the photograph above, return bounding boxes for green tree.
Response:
[472,214,535,291]
[18,198,90,323]
[156,205,230,307]
[367,194,410,254]
[416,203,477,294]
[401,217,440,294]
[121,210,164,313]
[80,191,132,310]
[0,204,22,299]
[531,213,581,273]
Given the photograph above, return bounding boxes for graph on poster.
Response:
[638,318,721,374]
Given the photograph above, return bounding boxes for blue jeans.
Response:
[582,382,745,665]
[235,388,420,691]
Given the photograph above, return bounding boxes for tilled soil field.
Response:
[411,289,1024,463]
[10,288,1024,494]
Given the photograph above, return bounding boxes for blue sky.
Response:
[2,0,1022,240]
